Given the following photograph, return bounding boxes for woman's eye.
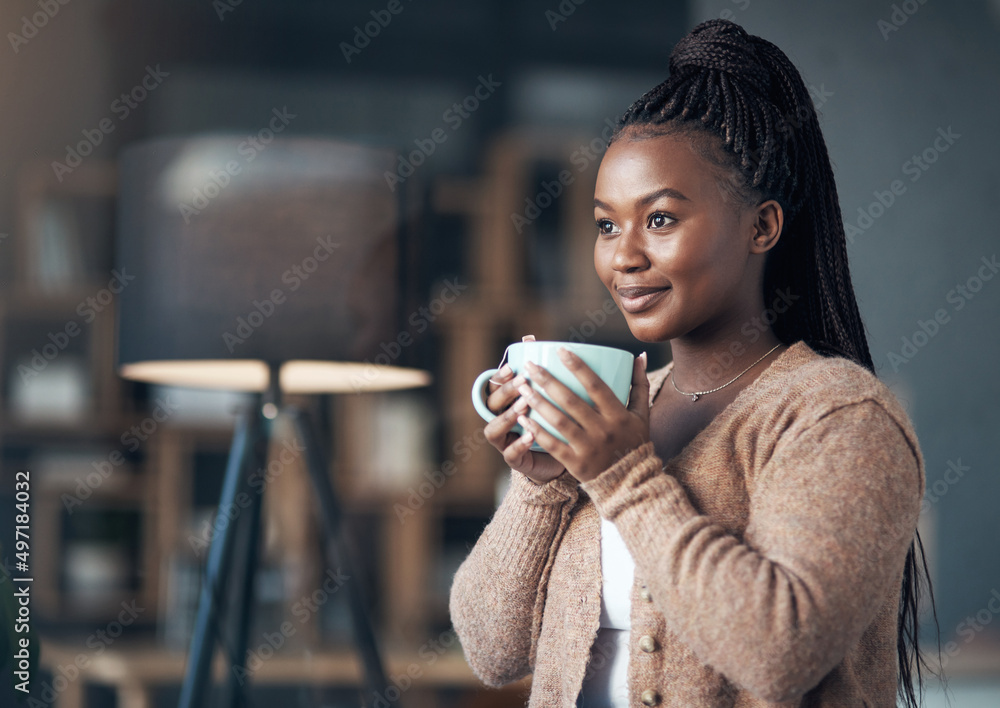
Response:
[596,219,618,236]
[648,212,674,228]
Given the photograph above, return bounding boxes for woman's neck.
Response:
[667,330,786,396]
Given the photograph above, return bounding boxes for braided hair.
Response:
[610,19,938,707]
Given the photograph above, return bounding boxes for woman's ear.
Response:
[750,199,783,254]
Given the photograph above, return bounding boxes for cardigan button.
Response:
[639,587,653,602]
[640,688,660,705]
[639,635,657,653]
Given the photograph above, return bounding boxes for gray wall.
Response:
[692,0,1000,645]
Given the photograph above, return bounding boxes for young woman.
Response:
[450,18,935,708]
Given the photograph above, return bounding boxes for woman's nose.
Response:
[612,227,648,272]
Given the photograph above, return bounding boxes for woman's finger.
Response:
[523,361,601,430]
[516,414,573,468]
[626,352,650,422]
[486,373,528,414]
[516,381,586,447]
[501,428,536,468]
[555,348,624,412]
[487,363,514,394]
[484,395,529,448]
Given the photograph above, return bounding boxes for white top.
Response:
[577,516,635,708]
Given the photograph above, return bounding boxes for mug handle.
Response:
[471,367,542,449]
[471,368,501,423]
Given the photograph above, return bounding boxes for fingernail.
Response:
[513,397,529,413]
[511,374,527,387]
[519,429,533,444]
[517,384,533,398]
[557,347,571,361]
[640,351,648,367]
[499,364,513,377]
[517,414,532,429]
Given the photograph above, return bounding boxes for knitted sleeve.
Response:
[449,468,579,687]
[580,399,923,703]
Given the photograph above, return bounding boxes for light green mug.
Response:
[471,341,635,451]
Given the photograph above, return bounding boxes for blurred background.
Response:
[0,0,997,706]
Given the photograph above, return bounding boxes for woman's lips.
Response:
[616,286,670,314]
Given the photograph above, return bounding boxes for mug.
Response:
[471,341,635,451]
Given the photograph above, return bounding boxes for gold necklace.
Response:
[669,343,783,401]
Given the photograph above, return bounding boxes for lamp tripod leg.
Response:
[287,405,392,707]
[178,396,264,708]
[219,418,268,708]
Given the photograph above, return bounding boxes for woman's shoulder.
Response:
[645,340,921,459]
[755,340,921,460]
[769,340,898,406]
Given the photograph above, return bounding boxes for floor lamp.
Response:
[115,136,431,708]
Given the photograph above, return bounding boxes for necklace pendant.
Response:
[690,393,699,402]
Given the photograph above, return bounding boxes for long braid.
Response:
[612,19,938,707]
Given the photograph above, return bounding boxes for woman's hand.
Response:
[483,335,566,485]
[515,348,650,483]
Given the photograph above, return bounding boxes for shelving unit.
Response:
[0,160,158,642]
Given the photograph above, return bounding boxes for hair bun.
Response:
[669,19,772,97]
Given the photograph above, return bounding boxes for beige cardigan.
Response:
[449,341,925,707]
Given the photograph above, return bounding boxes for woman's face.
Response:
[593,130,773,344]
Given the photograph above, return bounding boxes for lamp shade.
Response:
[115,136,430,393]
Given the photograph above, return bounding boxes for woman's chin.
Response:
[625,321,674,344]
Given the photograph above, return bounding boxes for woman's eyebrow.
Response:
[594,187,691,211]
